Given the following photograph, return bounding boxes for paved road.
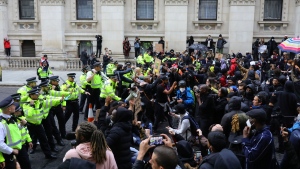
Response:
[0,87,84,169]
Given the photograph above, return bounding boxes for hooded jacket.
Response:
[221,96,244,138]
[176,140,197,167]
[277,81,298,117]
[63,142,117,169]
[106,107,133,169]
[228,59,237,76]
[199,149,242,169]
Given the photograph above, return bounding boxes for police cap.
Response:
[49,76,59,81]
[39,80,49,87]
[0,96,14,109]
[67,73,76,77]
[26,77,37,83]
[14,102,22,112]
[27,88,40,95]
[11,93,21,101]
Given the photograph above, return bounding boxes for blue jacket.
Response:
[242,126,273,169]
[176,87,194,108]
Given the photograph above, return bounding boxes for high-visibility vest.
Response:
[37,67,52,78]
[18,116,32,145]
[100,79,121,101]
[0,152,4,163]
[122,72,132,87]
[80,73,90,89]
[106,63,116,76]
[61,80,84,101]
[17,85,32,102]
[1,118,22,150]
[89,71,102,89]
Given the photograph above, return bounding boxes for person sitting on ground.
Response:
[199,131,242,169]
[132,134,179,169]
[62,122,117,169]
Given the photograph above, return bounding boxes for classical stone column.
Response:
[40,0,66,57]
[0,0,8,57]
[228,0,255,53]
[295,0,300,37]
[101,0,125,55]
[164,0,188,52]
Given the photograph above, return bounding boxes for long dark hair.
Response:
[77,122,109,164]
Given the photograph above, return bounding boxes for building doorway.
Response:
[78,41,93,57]
[22,40,35,57]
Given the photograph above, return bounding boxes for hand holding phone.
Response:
[149,136,164,146]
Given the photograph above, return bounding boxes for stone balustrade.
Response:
[0,56,135,70]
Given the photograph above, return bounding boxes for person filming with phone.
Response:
[133,134,179,169]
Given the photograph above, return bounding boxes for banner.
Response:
[153,59,161,75]
[134,91,142,114]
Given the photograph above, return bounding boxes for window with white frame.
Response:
[77,0,93,20]
[198,0,217,20]
[19,0,35,20]
[264,0,282,20]
[136,0,154,20]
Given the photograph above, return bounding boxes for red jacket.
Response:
[228,58,237,76]
[4,40,10,49]
[220,75,228,87]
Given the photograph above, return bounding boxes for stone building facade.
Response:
[0,0,300,59]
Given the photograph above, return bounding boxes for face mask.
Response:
[180,88,185,92]
[246,119,252,128]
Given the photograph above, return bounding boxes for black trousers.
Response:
[3,153,16,169]
[5,48,10,57]
[79,93,87,112]
[16,144,31,169]
[65,100,79,131]
[27,123,51,156]
[153,102,173,130]
[51,106,66,138]
[85,88,100,119]
[135,47,140,58]
[96,46,102,58]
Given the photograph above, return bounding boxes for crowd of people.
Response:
[0,34,300,169]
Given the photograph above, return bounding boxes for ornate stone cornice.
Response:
[0,0,7,6]
[101,0,125,6]
[40,0,65,6]
[165,0,188,6]
[296,0,300,7]
[229,0,255,6]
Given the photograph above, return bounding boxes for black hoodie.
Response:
[277,81,298,117]
[106,107,133,169]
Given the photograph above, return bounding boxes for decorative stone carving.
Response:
[0,0,7,6]
[40,0,65,6]
[165,0,188,6]
[229,0,255,6]
[101,0,125,6]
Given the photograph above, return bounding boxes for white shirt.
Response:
[0,114,13,154]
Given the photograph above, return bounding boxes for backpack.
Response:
[181,115,200,137]
[251,80,262,92]
[37,66,42,80]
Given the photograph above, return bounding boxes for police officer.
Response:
[106,60,118,76]
[85,62,103,121]
[99,76,121,110]
[14,102,32,169]
[17,77,37,102]
[79,66,90,115]
[49,76,68,139]
[61,73,89,131]
[23,88,60,159]
[0,96,22,169]
[37,61,53,82]
[39,81,65,151]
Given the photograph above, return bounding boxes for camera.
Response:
[95,35,102,38]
